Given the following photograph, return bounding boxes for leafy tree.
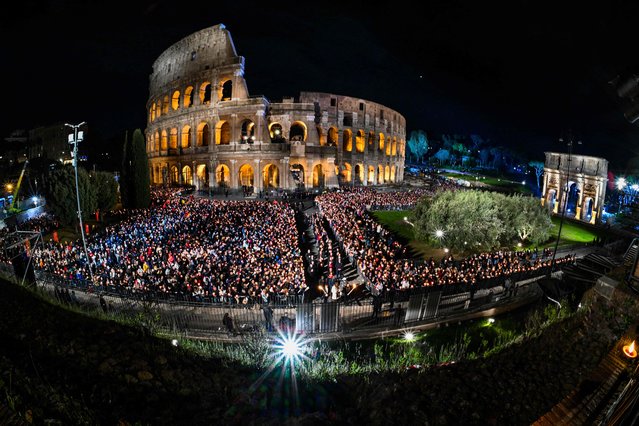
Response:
[433,148,451,165]
[121,129,150,209]
[406,130,429,163]
[93,171,118,213]
[528,161,545,189]
[43,165,97,226]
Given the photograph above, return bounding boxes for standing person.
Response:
[222,312,236,335]
[331,283,338,301]
[262,305,274,332]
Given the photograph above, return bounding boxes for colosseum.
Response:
[146,24,406,193]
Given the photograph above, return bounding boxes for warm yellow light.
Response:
[623,340,637,358]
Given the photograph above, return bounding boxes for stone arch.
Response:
[290,121,307,142]
[162,95,169,115]
[215,121,231,145]
[391,137,397,156]
[170,165,179,183]
[171,90,180,110]
[290,163,305,187]
[263,164,280,189]
[216,164,230,187]
[328,127,338,146]
[161,130,168,150]
[313,164,324,187]
[220,79,232,101]
[384,165,391,182]
[199,82,212,104]
[355,130,365,153]
[368,165,375,184]
[317,126,326,146]
[151,103,156,122]
[354,163,364,184]
[343,129,353,152]
[240,119,255,143]
[169,128,178,149]
[386,138,392,156]
[367,131,375,151]
[269,123,284,142]
[181,125,192,149]
[566,181,580,217]
[378,165,384,184]
[196,122,210,146]
[238,164,254,188]
[582,197,594,221]
[184,86,194,108]
[341,162,352,183]
[153,165,161,184]
[196,164,208,188]
[379,133,385,151]
[153,131,160,152]
[390,165,396,182]
[546,189,557,213]
[182,165,193,185]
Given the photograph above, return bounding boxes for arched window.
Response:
[171,91,180,110]
[181,126,191,149]
[379,133,385,151]
[263,164,279,189]
[368,132,375,150]
[385,165,391,181]
[378,165,384,184]
[216,164,230,187]
[240,120,255,143]
[150,103,156,122]
[290,121,307,142]
[328,127,338,146]
[269,123,284,142]
[317,126,326,146]
[313,164,324,187]
[153,131,160,152]
[156,100,162,118]
[161,130,168,150]
[391,137,397,156]
[184,86,194,108]
[390,166,396,182]
[169,128,178,149]
[197,122,210,146]
[196,164,208,188]
[216,121,231,145]
[341,162,352,183]
[199,82,211,104]
[368,165,375,184]
[220,80,232,101]
[238,164,254,187]
[343,129,353,152]
[162,96,169,114]
[354,164,364,184]
[355,130,365,153]
[182,165,193,185]
[385,137,392,156]
[170,166,179,183]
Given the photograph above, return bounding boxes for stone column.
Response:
[230,159,238,190]
[281,157,290,190]
[192,160,198,189]
[254,159,262,193]
[255,110,265,143]
[326,158,338,188]
[210,159,217,189]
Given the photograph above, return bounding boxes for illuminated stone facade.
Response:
[541,152,608,224]
[145,24,406,192]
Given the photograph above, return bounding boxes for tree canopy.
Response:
[43,165,97,226]
[121,129,150,209]
[412,190,552,251]
[93,171,118,213]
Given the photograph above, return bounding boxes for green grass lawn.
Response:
[441,172,533,194]
[372,209,606,257]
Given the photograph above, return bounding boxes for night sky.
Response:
[3,0,639,171]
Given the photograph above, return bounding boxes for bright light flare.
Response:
[487,318,495,324]
[617,177,627,190]
[171,339,178,347]
[435,229,444,238]
[403,331,416,342]
[272,331,310,367]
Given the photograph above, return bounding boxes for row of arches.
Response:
[148,120,404,157]
[149,80,233,122]
[151,161,400,189]
[545,182,595,222]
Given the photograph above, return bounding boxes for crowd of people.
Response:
[32,191,307,305]
[315,187,575,293]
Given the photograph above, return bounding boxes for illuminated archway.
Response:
[378,165,384,184]
[151,103,156,121]
[240,119,255,143]
[355,130,365,153]
[290,121,307,142]
[170,166,179,183]
[317,126,326,146]
[199,82,212,104]
[238,164,254,188]
[215,121,231,145]
[379,133,385,151]
[182,165,193,185]
[368,165,375,184]
[313,164,324,187]
[385,138,392,156]
[341,162,352,183]
[220,80,232,101]
[391,138,397,156]
[171,90,180,110]
[153,131,160,152]
[196,164,208,188]
[263,164,280,189]
[181,125,192,149]
[184,86,194,108]
[269,123,284,142]
[354,164,364,184]
[197,122,210,146]
[390,166,396,182]
[384,165,391,182]
[169,128,178,149]
[216,164,230,187]
[328,127,338,146]
[162,96,169,114]
[343,129,353,152]
[368,132,375,151]
[290,164,305,187]
[161,130,168,150]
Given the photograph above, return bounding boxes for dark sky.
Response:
[3,0,639,171]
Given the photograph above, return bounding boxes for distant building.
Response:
[28,123,72,163]
[541,152,608,224]
[145,24,406,192]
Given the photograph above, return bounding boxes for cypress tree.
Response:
[121,129,150,208]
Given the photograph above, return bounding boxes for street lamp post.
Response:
[65,122,94,284]
[548,134,581,278]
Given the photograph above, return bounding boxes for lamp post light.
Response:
[65,122,94,284]
[548,134,581,278]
